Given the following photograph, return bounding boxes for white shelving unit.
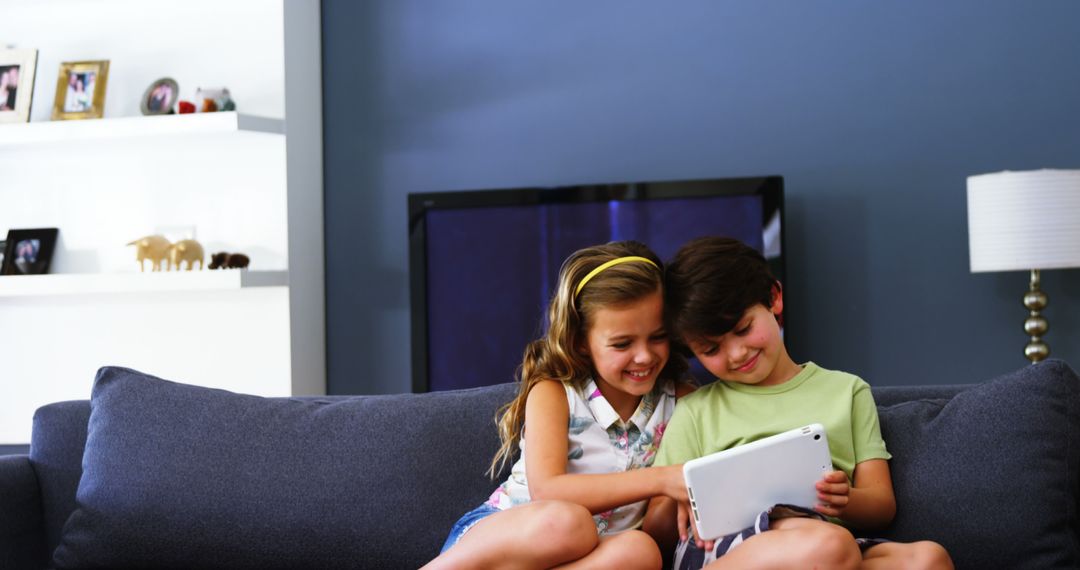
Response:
[0,0,324,444]
[0,270,288,297]
[0,112,284,146]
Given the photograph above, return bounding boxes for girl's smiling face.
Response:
[582,290,670,419]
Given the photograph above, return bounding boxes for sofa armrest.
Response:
[0,454,47,569]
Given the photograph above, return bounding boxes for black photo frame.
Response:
[1,228,59,275]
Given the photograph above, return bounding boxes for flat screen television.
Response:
[408,175,785,393]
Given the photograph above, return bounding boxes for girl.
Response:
[424,241,695,570]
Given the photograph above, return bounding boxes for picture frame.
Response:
[52,60,109,120]
[1,228,59,276]
[141,77,178,115]
[0,48,38,124]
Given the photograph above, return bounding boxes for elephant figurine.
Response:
[169,239,205,271]
[127,235,172,272]
[208,252,250,270]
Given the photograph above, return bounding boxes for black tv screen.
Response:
[408,176,784,392]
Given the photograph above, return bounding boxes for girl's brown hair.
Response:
[487,240,687,478]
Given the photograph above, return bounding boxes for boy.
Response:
[643,237,952,570]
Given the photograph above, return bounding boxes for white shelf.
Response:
[0,0,324,444]
[0,112,284,147]
[0,270,287,297]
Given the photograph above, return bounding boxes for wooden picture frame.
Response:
[0,48,39,124]
[1,228,59,276]
[52,60,109,120]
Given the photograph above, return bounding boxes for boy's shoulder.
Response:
[684,363,869,395]
[807,362,870,389]
[675,380,728,407]
[675,363,871,408]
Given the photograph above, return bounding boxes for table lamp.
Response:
[967,169,1080,363]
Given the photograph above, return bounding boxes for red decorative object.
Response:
[178,100,195,114]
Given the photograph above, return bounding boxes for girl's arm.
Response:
[815,458,897,530]
[523,380,686,514]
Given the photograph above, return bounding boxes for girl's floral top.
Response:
[485,378,677,535]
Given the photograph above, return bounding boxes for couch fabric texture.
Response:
[2,361,1078,569]
[53,367,516,569]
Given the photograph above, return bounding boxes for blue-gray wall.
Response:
[323,1,1080,393]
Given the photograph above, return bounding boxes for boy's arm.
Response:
[642,394,702,551]
[642,496,680,555]
[815,459,896,530]
[847,459,897,528]
[816,381,896,528]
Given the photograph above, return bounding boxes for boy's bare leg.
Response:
[703,517,861,570]
[422,500,597,570]
[860,541,954,570]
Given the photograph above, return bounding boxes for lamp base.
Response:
[1023,269,1049,364]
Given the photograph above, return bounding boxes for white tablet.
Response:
[683,423,833,540]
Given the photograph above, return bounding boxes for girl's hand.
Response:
[814,470,850,518]
[676,499,690,543]
[676,499,715,552]
[662,464,688,503]
[668,465,715,551]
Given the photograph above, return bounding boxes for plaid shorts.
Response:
[673,504,888,570]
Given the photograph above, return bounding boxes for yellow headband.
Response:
[574,256,659,298]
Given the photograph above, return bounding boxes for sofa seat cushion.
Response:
[877,359,1080,569]
[53,367,515,569]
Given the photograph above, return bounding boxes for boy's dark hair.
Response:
[665,236,778,344]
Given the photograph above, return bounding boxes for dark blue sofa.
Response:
[1,360,1077,569]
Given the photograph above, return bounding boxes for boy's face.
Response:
[685,288,799,387]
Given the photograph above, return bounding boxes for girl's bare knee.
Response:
[525,501,597,558]
[600,530,662,570]
[622,530,663,569]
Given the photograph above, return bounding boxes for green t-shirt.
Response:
[655,362,890,482]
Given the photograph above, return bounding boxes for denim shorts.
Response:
[440,503,501,553]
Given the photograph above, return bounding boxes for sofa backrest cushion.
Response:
[52,367,516,569]
[29,400,90,562]
[876,359,1080,569]
[0,455,46,569]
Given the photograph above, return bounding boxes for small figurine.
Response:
[208,252,226,269]
[194,87,235,113]
[127,235,172,272]
[169,239,205,271]
[209,252,250,270]
[177,100,195,114]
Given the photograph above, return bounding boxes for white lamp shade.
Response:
[967,169,1080,273]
